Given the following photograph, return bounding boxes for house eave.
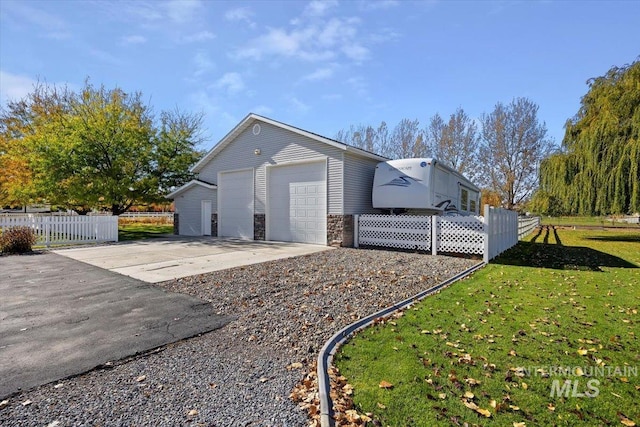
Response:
[165,180,217,199]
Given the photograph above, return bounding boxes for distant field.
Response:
[541,216,640,228]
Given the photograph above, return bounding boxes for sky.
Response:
[1,0,639,152]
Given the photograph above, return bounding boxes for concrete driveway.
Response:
[53,237,332,283]
[0,252,233,399]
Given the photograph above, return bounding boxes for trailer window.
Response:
[461,188,469,211]
[470,199,476,214]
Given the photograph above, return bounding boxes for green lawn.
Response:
[335,229,640,426]
[118,223,174,241]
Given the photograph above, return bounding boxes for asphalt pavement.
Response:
[0,252,234,399]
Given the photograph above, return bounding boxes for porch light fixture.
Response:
[254,148,261,155]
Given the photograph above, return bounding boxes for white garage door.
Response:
[268,161,326,245]
[219,169,254,239]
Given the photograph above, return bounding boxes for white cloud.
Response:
[359,0,400,11]
[122,35,147,45]
[213,72,245,95]
[302,67,335,82]
[234,15,367,64]
[322,93,343,100]
[89,48,123,65]
[224,7,256,28]
[181,31,216,43]
[2,1,70,39]
[164,0,203,24]
[192,51,215,77]
[369,28,401,43]
[0,71,37,105]
[287,96,311,114]
[252,105,273,116]
[346,76,368,98]
[341,43,369,61]
[304,0,339,17]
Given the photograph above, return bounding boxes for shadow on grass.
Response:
[584,234,640,243]
[492,240,637,271]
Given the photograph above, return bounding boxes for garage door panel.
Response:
[268,162,326,245]
[219,170,254,239]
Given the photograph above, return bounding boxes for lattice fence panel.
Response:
[359,214,431,250]
[436,216,485,254]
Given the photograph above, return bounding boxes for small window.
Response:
[460,188,469,211]
[470,199,477,214]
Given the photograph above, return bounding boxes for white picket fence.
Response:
[355,206,540,262]
[0,215,118,247]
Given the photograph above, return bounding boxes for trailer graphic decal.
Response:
[380,176,421,187]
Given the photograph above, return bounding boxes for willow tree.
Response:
[536,59,640,215]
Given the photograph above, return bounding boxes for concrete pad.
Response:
[0,253,234,399]
[54,237,333,283]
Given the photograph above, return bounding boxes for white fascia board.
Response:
[191,113,389,172]
[166,180,217,199]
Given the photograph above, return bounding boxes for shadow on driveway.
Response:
[0,252,234,399]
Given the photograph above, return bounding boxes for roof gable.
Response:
[191,113,388,173]
[166,179,217,199]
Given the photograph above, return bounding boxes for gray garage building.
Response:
[167,114,387,246]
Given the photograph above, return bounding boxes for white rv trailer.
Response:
[372,158,481,215]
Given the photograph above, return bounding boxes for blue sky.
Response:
[1,0,638,151]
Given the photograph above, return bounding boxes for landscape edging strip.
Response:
[316,261,486,427]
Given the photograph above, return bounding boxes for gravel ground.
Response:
[0,248,478,427]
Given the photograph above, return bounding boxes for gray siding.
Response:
[343,153,380,214]
[197,120,345,215]
[173,186,217,236]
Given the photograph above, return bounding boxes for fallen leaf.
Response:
[521,382,528,390]
[464,391,474,399]
[575,367,584,376]
[577,349,588,356]
[476,408,491,417]
[489,399,497,408]
[513,422,526,427]
[187,409,198,417]
[439,393,447,399]
[287,362,304,370]
[0,400,8,409]
[136,375,146,382]
[547,403,555,411]
[619,415,636,426]
[509,405,520,411]
[379,380,393,389]
[21,400,32,407]
[465,377,481,386]
[377,402,386,409]
[463,399,479,410]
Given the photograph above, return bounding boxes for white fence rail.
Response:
[355,206,540,262]
[518,216,541,239]
[0,215,118,247]
[116,212,174,219]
